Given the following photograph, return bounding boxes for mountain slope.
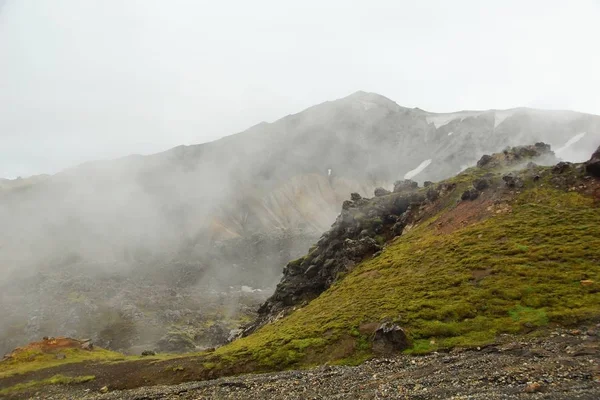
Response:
[1,144,599,398]
[1,92,600,356]
[2,144,599,398]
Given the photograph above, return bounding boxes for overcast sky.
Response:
[1,0,599,178]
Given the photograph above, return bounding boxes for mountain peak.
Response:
[338,90,404,112]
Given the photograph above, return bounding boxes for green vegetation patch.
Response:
[212,187,600,368]
[0,347,125,379]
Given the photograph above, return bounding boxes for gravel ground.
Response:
[27,329,599,400]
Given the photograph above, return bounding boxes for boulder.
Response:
[502,174,524,188]
[426,188,439,202]
[393,179,418,193]
[585,146,600,177]
[423,181,433,187]
[477,154,493,168]
[350,192,362,201]
[461,188,479,201]
[141,350,156,356]
[552,161,572,174]
[372,323,410,353]
[473,178,490,191]
[374,187,391,197]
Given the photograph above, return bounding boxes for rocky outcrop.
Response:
[372,323,410,354]
[241,143,564,337]
[242,183,442,336]
[477,143,556,170]
[586,145,600,177]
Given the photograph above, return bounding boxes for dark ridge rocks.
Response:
[240,143,567,337]
[477,143,556,170]
[374,187,391,197]
[461,188,480,201]
[502,173,524,188]
[473,178,490,191]
[477,154,493,168]
[372,323,410,354]
[242,187,440,336]
[585,145,600,177]
[552,161,573,174]
[393,179,418,193]
[461,178,492,201]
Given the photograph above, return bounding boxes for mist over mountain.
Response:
[1,91,599,355]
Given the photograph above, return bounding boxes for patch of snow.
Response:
[404,159,432,180]
[447,131,453,136]
[426,111,483,128]
[556,132,586,154]
[327,168,332,177]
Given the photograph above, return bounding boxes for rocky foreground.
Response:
[23,327,599,400]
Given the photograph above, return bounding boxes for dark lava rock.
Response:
[350,192,362,201]
[304,265,318,278]
[141,350,156,356]
[585,145,600,177]
[473,178,490,191]
[461,188,479,201]
[477,154,493,168]
[372,323,410,353]
[552,161,573,174]
[374,187,391,197]
[426,188,439,202]
[502,174,524,188]
[393,179,418,193]
[423,181,433,187]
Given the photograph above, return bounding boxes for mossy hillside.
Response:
[212,186,600,368]
[0,374,95,396]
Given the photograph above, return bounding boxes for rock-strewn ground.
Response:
[24,328,599,400]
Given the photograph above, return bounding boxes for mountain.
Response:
[1,144,599,399]
[1,92,600,356]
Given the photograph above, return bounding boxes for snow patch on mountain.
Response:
[556,132,587,155]
[404,159,432,180]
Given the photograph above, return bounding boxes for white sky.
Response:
[1,0,599,178]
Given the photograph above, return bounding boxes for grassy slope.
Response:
[2,164,599,387]
[210,184,600,370]
[0,347,125,379]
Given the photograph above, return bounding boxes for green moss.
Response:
[0,347,125,379]
[210,187,600,368]
[0,374,95,395]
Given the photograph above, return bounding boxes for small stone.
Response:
[99,386,109,393]
[580,279,594,286]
